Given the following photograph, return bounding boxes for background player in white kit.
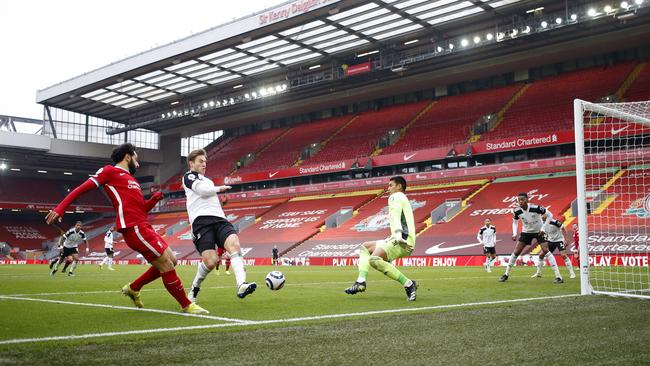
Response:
[499,193,564,284]
[99,226,116,271]
[530,214,576,279]
[50,221,89,277]
[183,149,256,302]
[477,218,497,272]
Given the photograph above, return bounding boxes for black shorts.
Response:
[192,216,238,254]
[548,241,566,253]
[62,247,78,257]
[105,248,114,256]
[483,246,496,254]
[518,232,546,246]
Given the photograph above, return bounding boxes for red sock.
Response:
[161,269,191,308]
[131,266,161,291]
[226,259,231,271]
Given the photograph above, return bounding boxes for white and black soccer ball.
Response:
[265,270,285,291]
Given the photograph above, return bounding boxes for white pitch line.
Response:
[1,276,491,297]
[0,294,580,345]
[0,295,248,323]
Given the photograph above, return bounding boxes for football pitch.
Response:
[0,264,648,365]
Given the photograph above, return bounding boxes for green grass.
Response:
[0,264,648,365]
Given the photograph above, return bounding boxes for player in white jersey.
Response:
[530,214,576,279]
[477,218,497,272]
[183,149,256,302]
[99,226,116,271]
[50,221,89,277]
[499,193,564,284]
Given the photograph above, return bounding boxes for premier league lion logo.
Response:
[625,192,650,218]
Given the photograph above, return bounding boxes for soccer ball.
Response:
[265,271,285,290]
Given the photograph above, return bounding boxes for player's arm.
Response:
[540,208,553,233]
[184,173,230,198]
[477,228,484,244]
[46,167,109,224]
[388,194,406,243]
[561,226,570,244]
[511,219,519,241]
[144,191,164,212]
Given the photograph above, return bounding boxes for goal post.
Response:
[574,98,650,299]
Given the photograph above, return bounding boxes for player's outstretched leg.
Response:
[123,266,161,308]
[99,255,108,269]
[68,259,78,276]
[50,259,62,276]
[500,253,518,282]
[562,254,576,278]
[368,256,417,301]
[544,252,564,284]
[223,234,256,299]
[345,244,370,294]
[531,255,543,278]
[230,252,256,298]
[189,252,218,303]
[61,259,71,274]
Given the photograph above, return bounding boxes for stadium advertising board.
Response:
[6,255,648,267]
[220,159,356,185]
[344,62,372,76]
[371,147,449,166]
[472,130,575,154]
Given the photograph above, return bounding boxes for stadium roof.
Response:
[36,0,531,124]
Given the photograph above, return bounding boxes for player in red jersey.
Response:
[572,223,580,263]
[45,143,208,314]
[215,246,231,275]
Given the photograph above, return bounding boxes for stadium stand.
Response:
[0,220,61,250]
[481,63,636,140]
[381,85,521,154]
[237,116,353,173]
[284,181,485,257]
[303,101,430,164]
[0,177,109,207]
[624,63,650,102]
[204,128,288,178]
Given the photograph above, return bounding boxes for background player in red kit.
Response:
[572,223,580,263]
[45,143,208,314]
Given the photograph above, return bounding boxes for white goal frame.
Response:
[574,98,650,298]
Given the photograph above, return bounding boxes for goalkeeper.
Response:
[344,176,418,301]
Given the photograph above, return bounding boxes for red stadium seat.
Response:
[303,101,430,165]
[482,63,636,140]
[382,85,521,154]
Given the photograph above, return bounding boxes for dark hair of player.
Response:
[517,192,528,199]
[390,176,407,192]
[111,143,137,164]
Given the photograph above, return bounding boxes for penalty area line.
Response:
[0,295,248,324]
[0,294,580,345]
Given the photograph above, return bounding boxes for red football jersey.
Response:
[573,230,579,251]
[89,165,148,230]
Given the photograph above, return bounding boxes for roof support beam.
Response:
[44,105,57,139]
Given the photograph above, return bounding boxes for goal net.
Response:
[574,99,650,299]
